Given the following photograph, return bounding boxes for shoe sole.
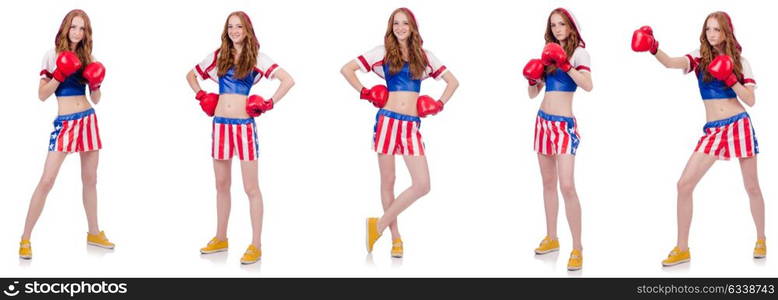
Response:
[200,248,228,254]
[662,258,690,267]
[240,258,260,264]
[534,248,559,255]
[391,254,403,258]
[365,218,372,253]
[567,266,581,271]
[754,254,766,259]
[19,255,32,260]
[87,242,115,249]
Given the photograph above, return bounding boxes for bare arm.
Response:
[186,70,203,95]
[89,89,101,105]
[653,49,689,70]
[733,84,756,107]
[528,82,544,99]
[340,60,365,93]
[438,71,459,104]
[268,69,295,104]
[38,78,60,101]
[567,69,593,92]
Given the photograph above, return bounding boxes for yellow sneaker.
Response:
[200,237,228,254]
[534,236,560,254]
[567,249,583,271]
[662,246,690,266]
[754,239,766,259]
[240,245,261,264]
[19,240,32,259]
[87,231,115,249]
[366,217,382,253]
[391,238,404,258]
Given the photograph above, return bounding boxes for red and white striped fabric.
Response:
[48,108,102,152]
[373,109,425,156]
[212,117,259,161]
[694,112,758,160]
[534,110,580,156]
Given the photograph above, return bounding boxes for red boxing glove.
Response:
[359,85,389,108]
[246,95,274,117]
[523,58,544,86]
[631,26,659,55]
[708,55,739,87]
[417,95,444,118]
[83,62,106,91]
[52,51,82,82]
[195,90,219,117]
[541,43,572,72]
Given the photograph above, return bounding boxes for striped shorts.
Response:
[694,112,759,160]
[212,117,259,161]
[49,108,102,152]
[373,109,425,156]
[534,110,580,156]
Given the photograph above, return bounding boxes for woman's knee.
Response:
[37,176,57,192]
[81,173,97,186]
[215,177,231,192]
[244,185,261,199]
[676,177,695,195]
[744,181,762,197]
[559,181,577,199]
[412,179,431,196]
[380,174,396,190]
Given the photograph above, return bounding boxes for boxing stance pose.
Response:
[341,8,458,258]
[186,11,294,264]
[20,9,111,259]
[632,11,766,266]
[522,8,592,271]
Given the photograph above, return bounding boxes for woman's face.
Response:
[227,15,246,45]
[549,13,570,42]
[392,11,411,42]
[68,16,85,45]
[705,17,723,47]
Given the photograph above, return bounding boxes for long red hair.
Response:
[543,8,581,74]
[698,11,742,82]
[217,11,259,79]
[55,9,93,67]
[384,8,428,79]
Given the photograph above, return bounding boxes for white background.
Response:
[0,0,775,277]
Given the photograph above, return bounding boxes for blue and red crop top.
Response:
[356,45,448,92]
[194,49,280,96]
[541,46,591,92]
[684,49,756,100]
[39,48,91,97]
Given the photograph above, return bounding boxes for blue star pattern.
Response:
[48,121,63,151]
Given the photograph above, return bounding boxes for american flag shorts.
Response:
[373,109,425,156]
[48,108,102,152]
[694,112,759,160]
[212,117,259,161]
[534,110,580,156]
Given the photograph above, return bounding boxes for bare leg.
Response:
[739,156,766,240]
[21,151,68,240]
[675,152,717,250]
[537,153,559,240]
[240,160,263,248]
[377,154,400,240]
[376,155,431,233]
[80,150,100,235]
[213,159,232,241]
[557,154,581,250]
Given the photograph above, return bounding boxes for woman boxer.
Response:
[341,7,459,258]
[631,11,766,266]
[20,9,110,259]
[522,7,593,271]
[186,11,294,264]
